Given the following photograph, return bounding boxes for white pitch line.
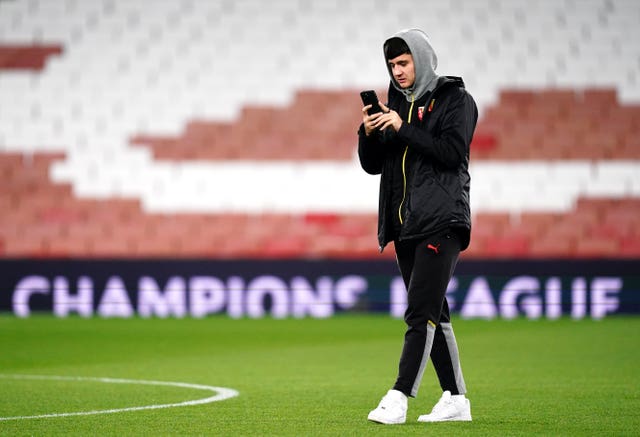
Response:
[0,374,239,421]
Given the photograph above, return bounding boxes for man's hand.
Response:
[362,102,402,136]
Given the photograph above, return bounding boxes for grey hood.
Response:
[385,29,439,102]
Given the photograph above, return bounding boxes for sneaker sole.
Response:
[417,414,472,423]
[367,413,406,425]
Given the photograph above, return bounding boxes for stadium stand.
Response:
[0,0,639,259]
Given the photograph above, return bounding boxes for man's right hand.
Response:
[362,104,383,136]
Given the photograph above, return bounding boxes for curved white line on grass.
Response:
[0,374,239,421]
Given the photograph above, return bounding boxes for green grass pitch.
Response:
[1,315,638,436]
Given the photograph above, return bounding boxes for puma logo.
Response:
[427,243,440,254]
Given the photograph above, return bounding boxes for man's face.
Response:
[388,53,415,89]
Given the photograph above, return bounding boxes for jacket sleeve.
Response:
[357,124,385,175]
[396,88,477,169]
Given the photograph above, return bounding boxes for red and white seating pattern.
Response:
[1,0,639,258]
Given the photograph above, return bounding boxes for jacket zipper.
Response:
[398,94,415,225]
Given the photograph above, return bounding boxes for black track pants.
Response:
[392,230,467,398]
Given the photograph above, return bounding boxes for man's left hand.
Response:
[372,102,402,132]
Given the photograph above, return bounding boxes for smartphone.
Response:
[360,90,383,115]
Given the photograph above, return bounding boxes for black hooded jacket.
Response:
[358,75,478,251]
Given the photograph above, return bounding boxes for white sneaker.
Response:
[367,389,408,424]
[417,391,472,422]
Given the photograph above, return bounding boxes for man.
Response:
[358,28,478,425]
